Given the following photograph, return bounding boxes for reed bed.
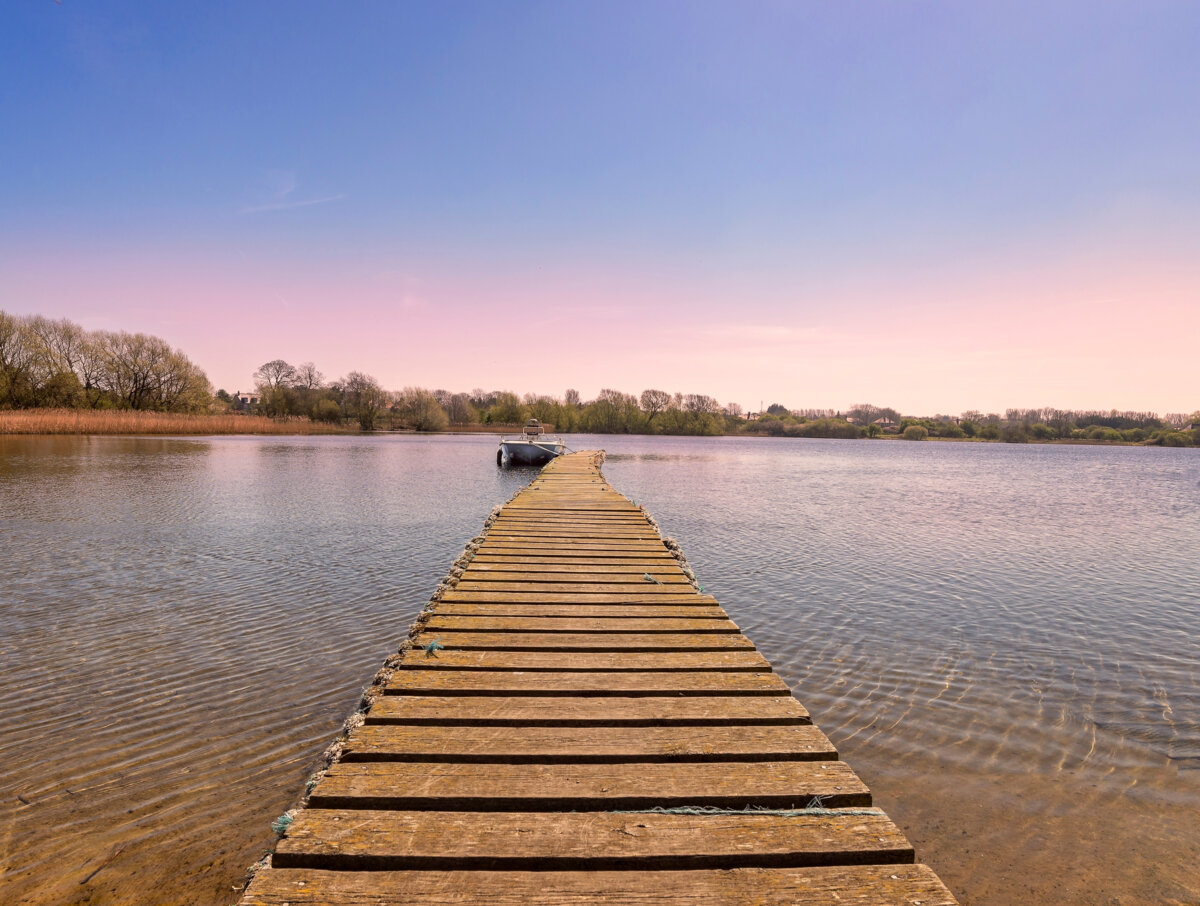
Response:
[0,408,352,435]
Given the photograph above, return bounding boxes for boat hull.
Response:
[498,439,565,467]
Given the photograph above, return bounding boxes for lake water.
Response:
[1,433,1197,905]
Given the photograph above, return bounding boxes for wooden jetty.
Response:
[241,452,958,905]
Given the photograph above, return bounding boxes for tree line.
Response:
[4,310,1195,445]
[229,364,741,435]
[0,311,210,412]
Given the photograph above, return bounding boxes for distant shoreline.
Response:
[1,409,1191,447]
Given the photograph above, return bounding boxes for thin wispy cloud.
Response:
[239,168,344,214]
[239,193,345,215]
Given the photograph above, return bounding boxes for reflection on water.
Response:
[1,433,1197,905]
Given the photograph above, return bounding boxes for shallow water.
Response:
[1,433,1197,904]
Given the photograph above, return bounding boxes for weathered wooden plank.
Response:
[488,523,654,532]
[437,591,714,605]
[242,865,957,906]
[309,760,870,810]
[393,648,770,671]
[463,562,689,574]
[342,724,837,763]
[458,570,691,584]
[436,595,720,609]
[471,550,677,560]
[274,808,908,870]
[430,603,727,618]
[487,524,659,534]
[383,670,788,696]
[420,616,739,633]
[365,694,810,725]
[481,539,667,548]
[410,630,754,650]
[444,585,700,600]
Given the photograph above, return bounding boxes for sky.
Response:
[2,1,1198,415]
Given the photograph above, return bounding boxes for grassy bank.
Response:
[0,408,352,435]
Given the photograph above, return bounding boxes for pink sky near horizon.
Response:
[5,4,1200,419]
[4,226,1198,417]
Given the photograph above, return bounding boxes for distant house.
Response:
[872,417,897,428]
[234,390,259,407]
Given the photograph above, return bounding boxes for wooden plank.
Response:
[365,694,810,725]
[410,631,754,650]
[393,649,771,671]
[484,528,662,535]
[242,865,958,905]
[420,616,739,633]
[430,603,727,618]
[342,724,837,763]
[482,535,665,543]
[463,562,689,574]
[383,670,789,696]
[437,591,714,605]
[274,808,909,870]
[451,585,700,600]
[470,550,677,560]
[309,760,871,810]
[458,571,692,584]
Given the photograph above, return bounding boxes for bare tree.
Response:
[254,359,298,390]
[639,388,672,422]
[293,362,324,391]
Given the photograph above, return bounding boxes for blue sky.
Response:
[3,2,1198,412]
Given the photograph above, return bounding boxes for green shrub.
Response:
[978,424,1000,440]
[1086,425,1123,442]
[937,422,965,438]
[786,418,862,439]
[1158,431,1194,447]
[1000,425,1029,443]
[902,425,928,441]
[1029,423,1056,440]
[312,399,342,423]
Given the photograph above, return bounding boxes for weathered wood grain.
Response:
[342,724,837,763]
[458,570,691,584]
[419,616,739,633]
[410,630,754,650]
[435,592,719,605]
[365,694,811,725]
[309,760,871,810]
[382,669,788,696]
[243,864,957,905]
[243,864,956,905]
[391,648,770,671]
[274,809,910,870]
[430,603,727,618]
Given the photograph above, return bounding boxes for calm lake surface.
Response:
[1,433,1197,905]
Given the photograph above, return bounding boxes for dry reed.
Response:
[0,408,352,436]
